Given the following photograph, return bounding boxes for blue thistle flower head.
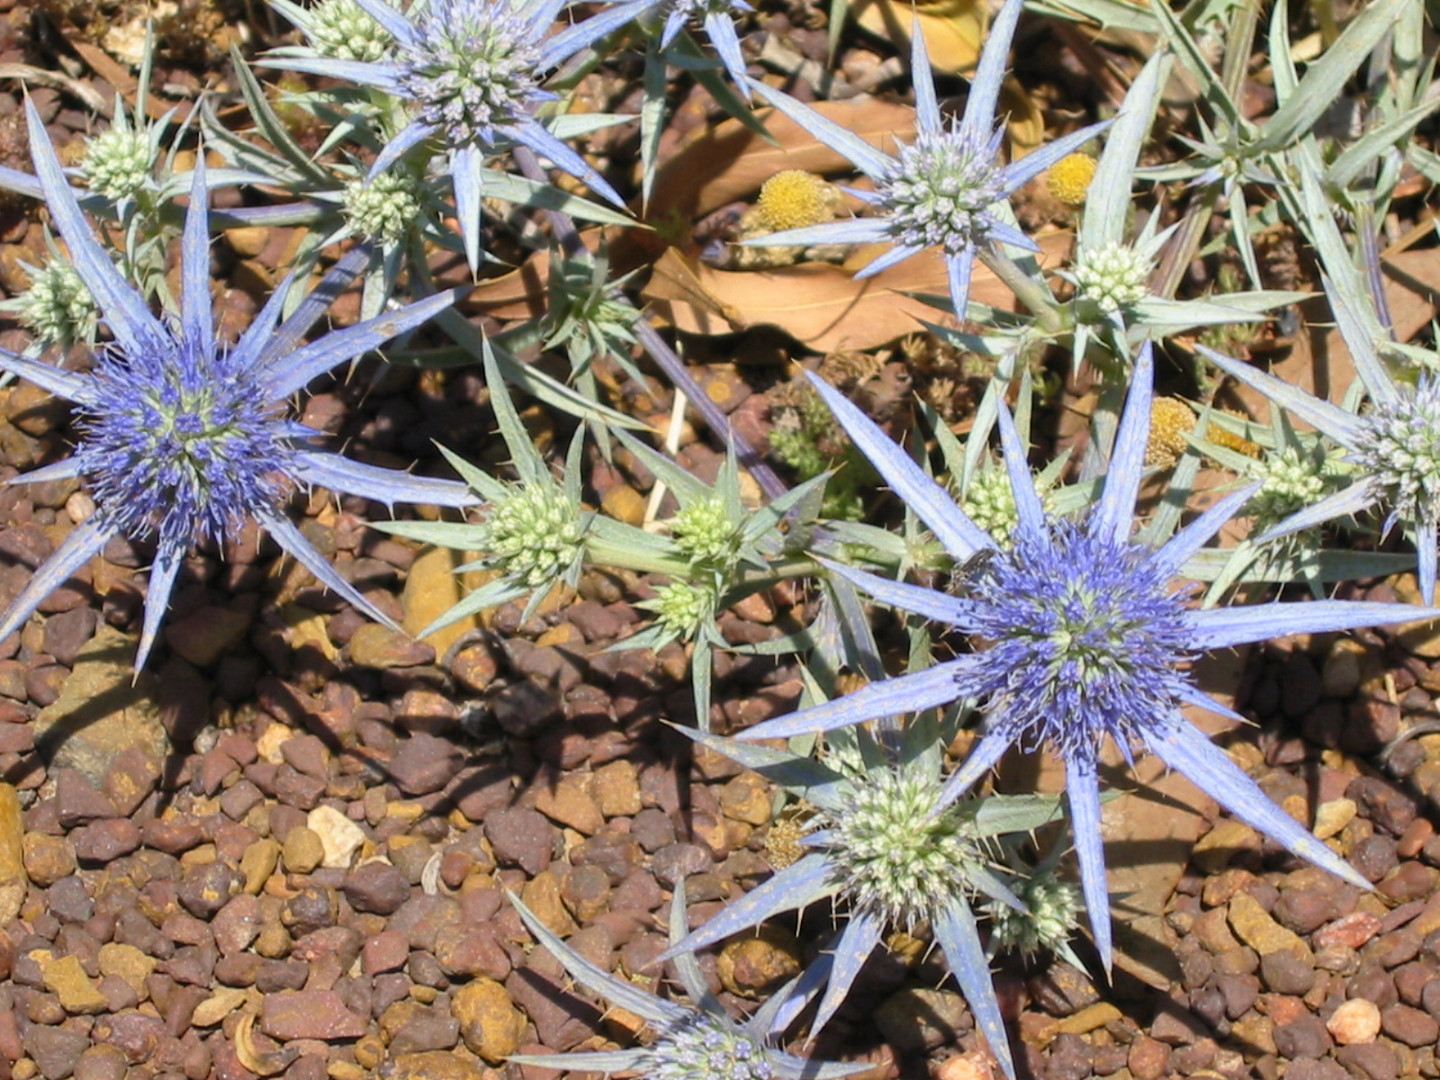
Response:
[738,341,1440,976]
[0,100,477,670]
[507,884,862,1080]
[742,0,1112,318]
[268,0,636,270]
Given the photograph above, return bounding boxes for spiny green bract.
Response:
[343,171,423,244]
[81,127,153,203]
[308,0,393,60]
[17,260,97,348]
[1072,241,1151,315]
[479,482,584,589]
[960,466,1020,541]
[986,868,1082,959]
[824,761,979,929]
[1249,444,1345,534]
[672,495,739,565]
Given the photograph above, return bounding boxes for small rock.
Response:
[1327,999,1382,1045]
[389,733,464,796]
[1274,1013,1333,1058]
[717,930,802,998]
[307,805,366,869]
[1261,949,1316,995]
[240,838,281,894]
[0,782,25,924]
[70,818,142,863]
[282,826,326,873]
[874,988,970,1054]
[484,807,554,876]
[41,953,110,1015]
[349,623,435,669]
[1336,1042,1399,1080]
[260,989,369,1041]
[381,1051,482,1080]
[344,860,411,915]
[1230,891,1312,960]
[21,835,75,892]
[1314,799,1358,840]
[452,978,526,1063]
[1379,1002,1438,1047]
[24,1026,90,1080]
[192,987,248,1027]
[534,775,604,835]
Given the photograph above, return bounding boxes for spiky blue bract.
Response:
[741,342,1440,972]
[508,886,862,1080]
[744,0,1111,318]
[267,0,632,271]
[0,100,476,670]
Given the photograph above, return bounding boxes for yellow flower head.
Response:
[1146,397,1195,468]
[755,170,835,232]
[1048,153,1097,207]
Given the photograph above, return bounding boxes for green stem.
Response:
[979,249,1063,333]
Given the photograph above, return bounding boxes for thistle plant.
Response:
[0,101,475,669]
[267,0,637,269]
[271,0,395,61]
[743,0,1110,319]
[659,720,1070,1079]
[736,342,1437,971]
[509,884,861,1080]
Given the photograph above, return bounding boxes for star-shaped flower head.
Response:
[657,721,1072,1080]
[0,100,477,670]
[738,342,1437,972]
[509,883,863,1080]
[744,0,1111,319]
[1200,275,1440,603]
[268,0,636,271]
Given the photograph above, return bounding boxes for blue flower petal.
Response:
[806,370,993,559]
[935,899,1016,1080]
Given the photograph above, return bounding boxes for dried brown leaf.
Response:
[642,233,1071,352]
[648,100,916,227]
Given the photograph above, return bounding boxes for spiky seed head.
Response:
[966,521,1193,761]
[18,260,97,348]
[81,127,152,203]
[75,342,291,546]
[651,579,714,637]
[480,482,582,588]
[397,0,541,146]
[881,132,1004,256]
[1072,242,1151,315]
[307,0,394,61]
[650,1013,776,1080]
[1047,153,1096,207]
[1248,445,1338,531]
[986,869,1082,958]
[823,762,979,929]
[672,495,738,565]
[1146,397,1195,469]
[1353,378,1440,528]
[343,170,423,244]
[755,170,835,232]
[960,466,1020,542]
